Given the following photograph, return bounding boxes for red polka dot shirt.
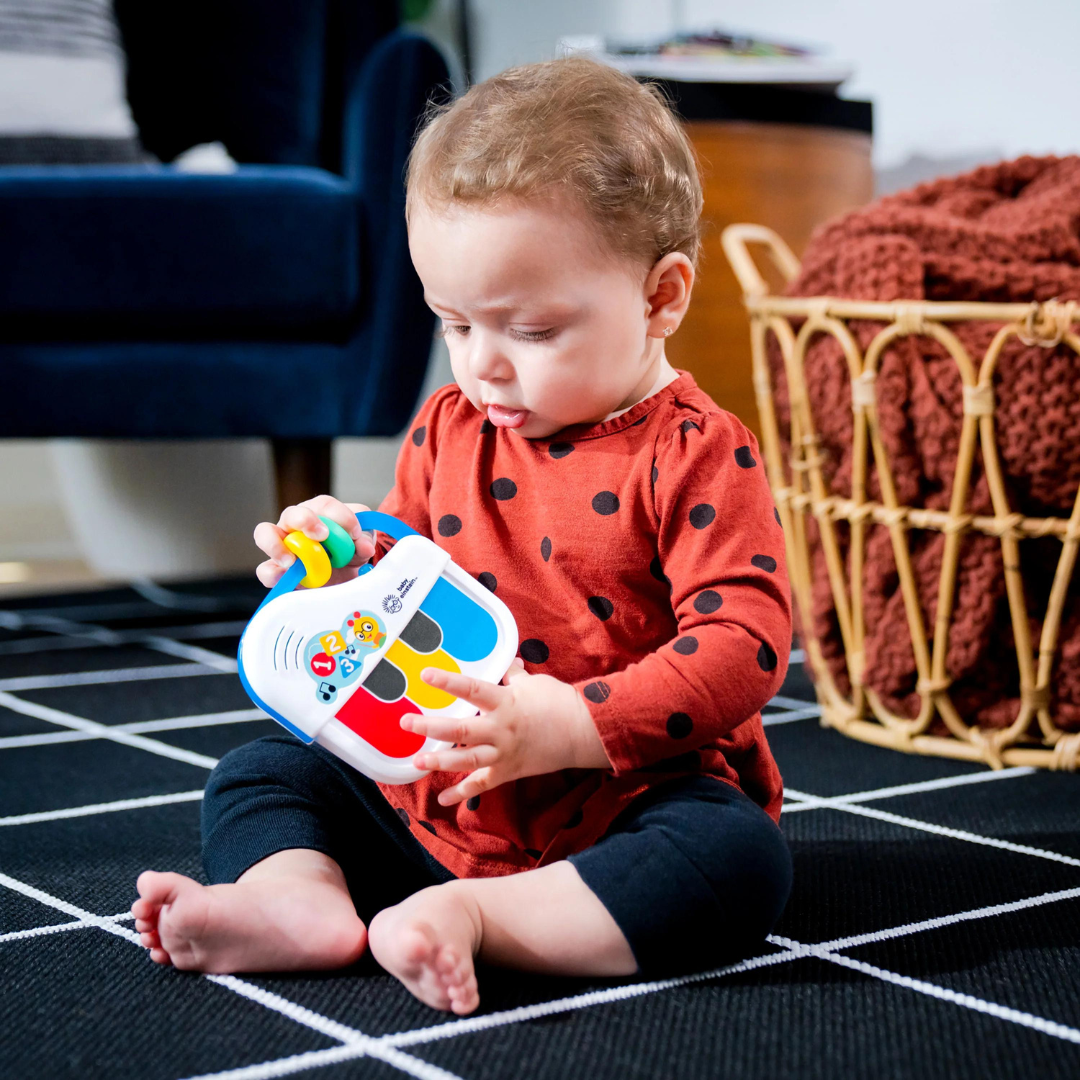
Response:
[373,371,791,879]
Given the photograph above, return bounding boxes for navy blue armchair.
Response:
[0,1,451,507]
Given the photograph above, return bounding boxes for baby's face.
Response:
[409,196,663,439]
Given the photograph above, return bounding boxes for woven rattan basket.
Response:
[722,223,1080,771]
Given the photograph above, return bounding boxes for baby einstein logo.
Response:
[381,578,416,615]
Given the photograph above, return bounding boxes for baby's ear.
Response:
[645,252,694,333]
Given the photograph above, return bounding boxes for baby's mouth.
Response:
[486,403,528,428]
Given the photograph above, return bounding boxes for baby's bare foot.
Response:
[131,870,367,974]
[367,882,482,1015]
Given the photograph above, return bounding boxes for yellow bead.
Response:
[283,531,332,588]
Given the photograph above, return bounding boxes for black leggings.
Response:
[202,735,793,977]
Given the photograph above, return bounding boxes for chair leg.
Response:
[271,438,333,514]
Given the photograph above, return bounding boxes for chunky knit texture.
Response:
[774,155,1080,732]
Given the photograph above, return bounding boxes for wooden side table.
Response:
[656,82,874,439]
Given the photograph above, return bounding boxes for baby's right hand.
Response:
[253,495,377,589]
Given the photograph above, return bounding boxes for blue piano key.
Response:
[419,576,498,662]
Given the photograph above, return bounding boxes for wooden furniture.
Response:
[657,83,874,439]
[723,223,1080,772]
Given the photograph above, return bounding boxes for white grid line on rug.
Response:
[781,767,1037,811]
[0,606,240,672]
[0,619,249,657]
[0,910,133,944]
[0,717,1054,858]
[5,849,1077,1079]
[788,793,1080,869]
[0,868,463,1080]
[0,708,268,750]
[3,589,1078,1075]
[761,706,821,725]
[771,932,1080,1045]
[174,883,1080,1080]
[0,789,205,827]
[0,690,219,769]
[2,753,1079,1077]
[0,663,223,693]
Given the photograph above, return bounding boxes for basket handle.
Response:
[721,224,802,299]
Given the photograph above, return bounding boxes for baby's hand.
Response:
[253,494,376,589]
[403,660,609,805]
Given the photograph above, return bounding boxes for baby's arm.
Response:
[574,413,791,774]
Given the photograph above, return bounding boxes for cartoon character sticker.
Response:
[348,612,386,649]
[303,609,387,706]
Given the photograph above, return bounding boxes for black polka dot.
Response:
[649,555,668,584]
[694,590,723,614]
[642,750,700,772]
[478,572,497,592]
[672,636,698,655]
[466,795,481,811]
[411,426,426,446]
[689,503,716,529]
[395,807,410,827]
[540,536,552,561]
[520,638,550,664]
[666,712,694,739]
[583,681,610,703]
[751,554,778,573]
[480,419,495,434]
[588,596,614,620]
[490,477,517,500]
[681,419,700,434]
[437,514,462,537]
[734,445,757,468]
[758,642,778,671]
[524,848,542,859]
[592,491,620,515]
[774,507,782,526]
[651,461,658,484]
[418,821,437,835]
[564,808,584,829]
[548,441,574,459]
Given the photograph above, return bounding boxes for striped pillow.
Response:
[0,0,146,164]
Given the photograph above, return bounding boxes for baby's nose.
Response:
[468,331,514,382]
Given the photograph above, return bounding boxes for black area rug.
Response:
[1,578,1078,1080]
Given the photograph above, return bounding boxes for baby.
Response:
[132,57,794,1016]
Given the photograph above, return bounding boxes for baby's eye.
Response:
[510,327,557,342]
[435,323,470,339]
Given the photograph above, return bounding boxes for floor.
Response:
[1,576,1078,1079]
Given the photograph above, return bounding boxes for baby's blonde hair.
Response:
[405,57,704,272]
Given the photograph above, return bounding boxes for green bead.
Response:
[317,515,356,568]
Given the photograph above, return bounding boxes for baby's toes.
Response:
[148,947,172,966]
[131,897,157,922]
[140,930,161,950]
[435,944,460,977]
[437,945,470,984]
[447,976,479,1015]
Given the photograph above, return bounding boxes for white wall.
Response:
[677,0,1080,169]
[472,0,1080,169]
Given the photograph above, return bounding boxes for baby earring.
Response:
[663,326,673,336]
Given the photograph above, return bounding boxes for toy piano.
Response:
[237,511,518,784]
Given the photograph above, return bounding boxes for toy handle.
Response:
[354,511,418,541]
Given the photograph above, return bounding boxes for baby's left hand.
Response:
[406,661,606,806]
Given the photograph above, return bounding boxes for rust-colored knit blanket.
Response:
[775,155,1080,732]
